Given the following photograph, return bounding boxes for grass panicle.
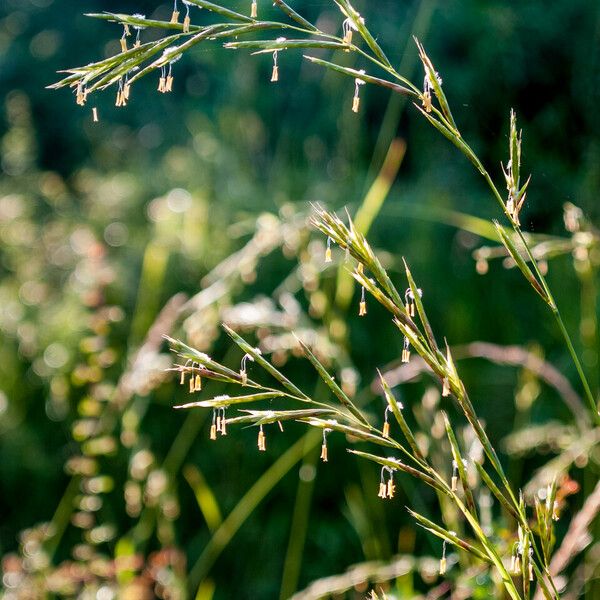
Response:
[52,3,600,597]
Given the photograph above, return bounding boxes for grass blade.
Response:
[414,38,457,131]
[183,464,223,533]
[187,431,320,593]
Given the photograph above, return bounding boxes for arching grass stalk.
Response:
[51,0,597,426]
[52,2,591,597]
[164,205,561,598]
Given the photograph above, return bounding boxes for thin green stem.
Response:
[444,133,599,426]
[187,431,320,595]
[553,309,599,423]
[45,476,80,561]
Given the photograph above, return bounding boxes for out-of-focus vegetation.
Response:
[0,0,599,598]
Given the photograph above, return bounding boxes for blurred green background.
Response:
[1,0,599,598]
